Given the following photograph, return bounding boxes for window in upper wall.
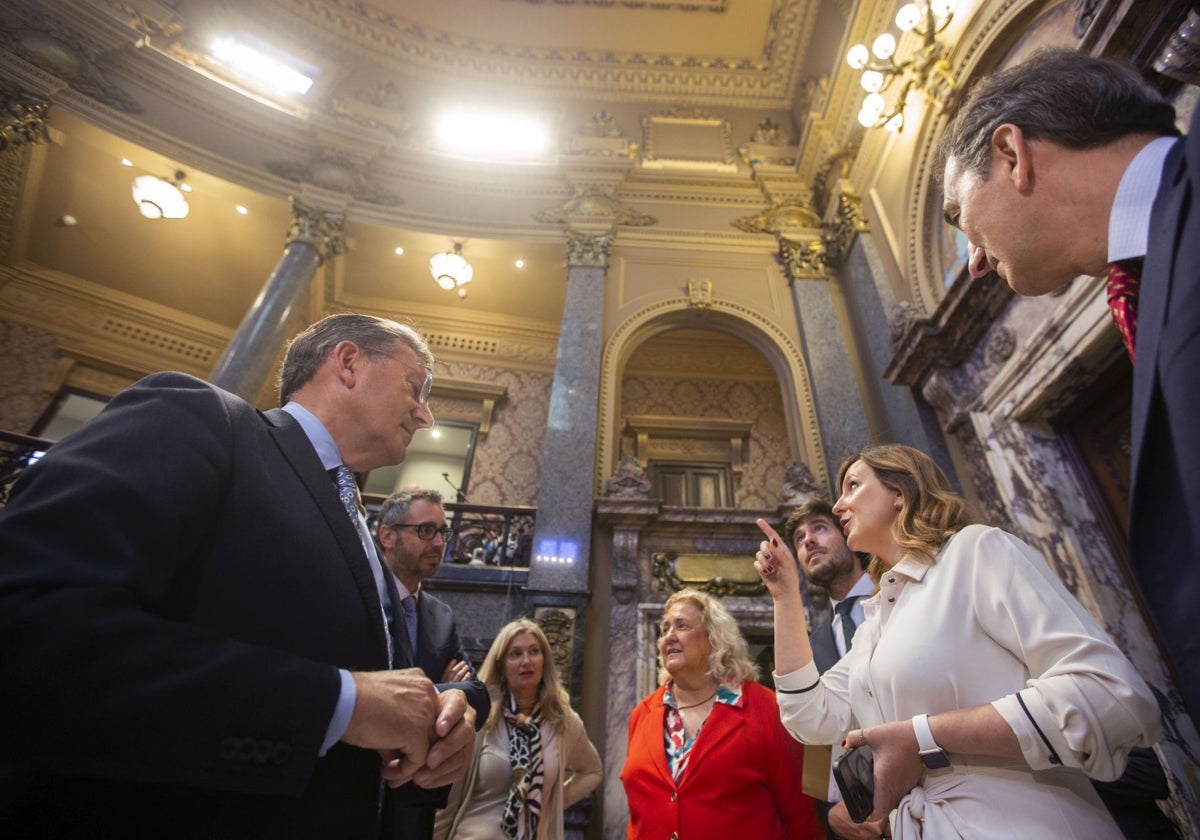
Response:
[363,420,478,502]
[29,388,109,441]
[650,460,733,508]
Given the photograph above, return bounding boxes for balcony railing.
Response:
[0,430,53,506]
[364,496,535,570]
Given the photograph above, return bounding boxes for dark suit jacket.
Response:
[621,682,820,839]
[1132,106,1200,722]
[810,616,840,677]
[392,590,488,839]
[0,372,409,838]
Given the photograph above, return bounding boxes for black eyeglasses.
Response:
[387,522,454,541]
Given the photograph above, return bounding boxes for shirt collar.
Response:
[281,401,342,471]
[1109,136,1178,263]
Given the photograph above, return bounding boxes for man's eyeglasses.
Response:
[416,370,433,405]
[387,522,453,541]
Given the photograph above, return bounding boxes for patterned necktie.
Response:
[332,465,362,522]
[834,595,861,653]
[402,594,418,660]
[1107,258,1142,363]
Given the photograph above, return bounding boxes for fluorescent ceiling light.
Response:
[210,35,315,96]
[435,108,550,160]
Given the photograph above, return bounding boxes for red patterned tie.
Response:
[1106,258,1142,362]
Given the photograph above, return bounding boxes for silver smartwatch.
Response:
[912,713,951,769]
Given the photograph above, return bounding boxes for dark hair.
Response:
[836,444,973,566]
[278,313,433,404]
[378,488,444,528]
[783,497,870,569]
[936,48,1178,185]
[783,498,839,547]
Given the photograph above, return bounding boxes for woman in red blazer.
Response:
[621,589,820,839]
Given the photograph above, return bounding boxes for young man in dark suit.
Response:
[0,313,477,837]
[376,487,489,838]
[784,499,876,840]
[938,48,1198,724]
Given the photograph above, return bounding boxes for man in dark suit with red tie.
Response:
[937,48,1199,726]
[376,487,489,838]
[0,313,477,837]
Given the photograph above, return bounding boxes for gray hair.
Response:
[936,48,1177,186]
[278,313,434,404]
[378,487,444,528]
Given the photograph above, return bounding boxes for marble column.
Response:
[778,247,872,484]
[528,229,612,597]
[210,199,345,400]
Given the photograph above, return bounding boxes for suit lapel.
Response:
[1132,139,1185,490]
[262,408,389,662]
[677,700,739,787]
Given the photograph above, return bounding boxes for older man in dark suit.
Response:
[938,48,1199,724]
[376,487,489,838]
[0,313,476,837]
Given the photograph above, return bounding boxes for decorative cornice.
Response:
[0,82,50,154]
[287,198,346,263]
[883,271,1014,388]
[0,6,142,113]
[263,0,814,107]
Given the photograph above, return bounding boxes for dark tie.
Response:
[834,596,861,653]
[1107,258,1142,362]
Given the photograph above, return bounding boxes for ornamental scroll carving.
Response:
[287,199,346,264]
[0,84,50,154]
[778,237,828,281]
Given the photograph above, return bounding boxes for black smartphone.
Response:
[832,743,875,823]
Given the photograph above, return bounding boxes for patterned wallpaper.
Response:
[619,373,790,509]
[0,319,58,434]
[440,360,553,507]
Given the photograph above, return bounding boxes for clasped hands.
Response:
[342,668,476,789]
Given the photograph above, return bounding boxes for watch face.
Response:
[920,749,951,770]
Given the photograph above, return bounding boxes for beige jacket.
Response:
[434,709,602,840]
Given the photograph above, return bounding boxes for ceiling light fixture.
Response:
[131,169,189,219]
[429,242,473,296]
[846,0,958,132]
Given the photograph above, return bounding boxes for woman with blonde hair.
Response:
[621,588,820,839]
[755,444,1162,839]
[434,618,601,840]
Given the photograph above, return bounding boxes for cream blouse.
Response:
[775,525,1162,839]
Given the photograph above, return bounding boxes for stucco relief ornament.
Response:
[533,186,656,227]
[779,460,823,506]
[603,456,652,499]
[734,199,821,236]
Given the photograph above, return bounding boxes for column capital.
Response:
[0,83,51,154]
[287,198,346,264]
[565,229,614,268]
[820,189,870,268]
[778,235,829,282]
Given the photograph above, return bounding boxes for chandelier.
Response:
[131,169,190,219]
[429,242,473,297]
[846,0,958,132]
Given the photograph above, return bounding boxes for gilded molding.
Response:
[287,199,346,264]
[733,198,821,236]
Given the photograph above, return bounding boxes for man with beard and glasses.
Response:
[783,498,879,840]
